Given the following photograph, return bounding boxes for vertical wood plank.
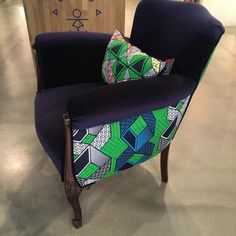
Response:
[22,0,126,45]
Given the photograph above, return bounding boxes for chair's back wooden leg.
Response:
[160,143,170,183]
[64,114,83,229]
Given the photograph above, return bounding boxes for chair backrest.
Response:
[130,0,224,83]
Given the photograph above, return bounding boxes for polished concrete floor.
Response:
[0,0,236,236]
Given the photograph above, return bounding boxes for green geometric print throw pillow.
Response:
[102,29,174,84]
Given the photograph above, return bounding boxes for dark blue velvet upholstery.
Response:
[130,0,224,83]
[68,75,196,129]
[35,83,103,174]
[34,0,224,177]
[34,32,111,89]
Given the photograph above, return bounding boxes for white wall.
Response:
[201,0,236,26]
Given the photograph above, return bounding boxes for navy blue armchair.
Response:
[34,0,224,228]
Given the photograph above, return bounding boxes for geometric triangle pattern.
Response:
[72,95,191,187]
[102,29,167,84]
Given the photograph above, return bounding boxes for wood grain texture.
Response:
[63,113,83,229]
[160,144,170,183]
[23,0,125,45]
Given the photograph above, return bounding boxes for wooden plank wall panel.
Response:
[23,0,125,45]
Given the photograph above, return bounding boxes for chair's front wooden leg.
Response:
[64,181,82,229]
[63,114,83,229]
[160,143,170,183]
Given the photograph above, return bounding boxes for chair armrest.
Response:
[34,31,112,89]
[67,75,197,129]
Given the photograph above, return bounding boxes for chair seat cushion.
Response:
[35,83,104,177]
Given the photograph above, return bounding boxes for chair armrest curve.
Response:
[68,75,197,129]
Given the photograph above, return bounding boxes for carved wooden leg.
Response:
[63,114,83,229]
[160,143,170,183]
[64,181,82,229]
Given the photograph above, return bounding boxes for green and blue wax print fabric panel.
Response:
[102,29,167,84]
[72,96,190,187]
